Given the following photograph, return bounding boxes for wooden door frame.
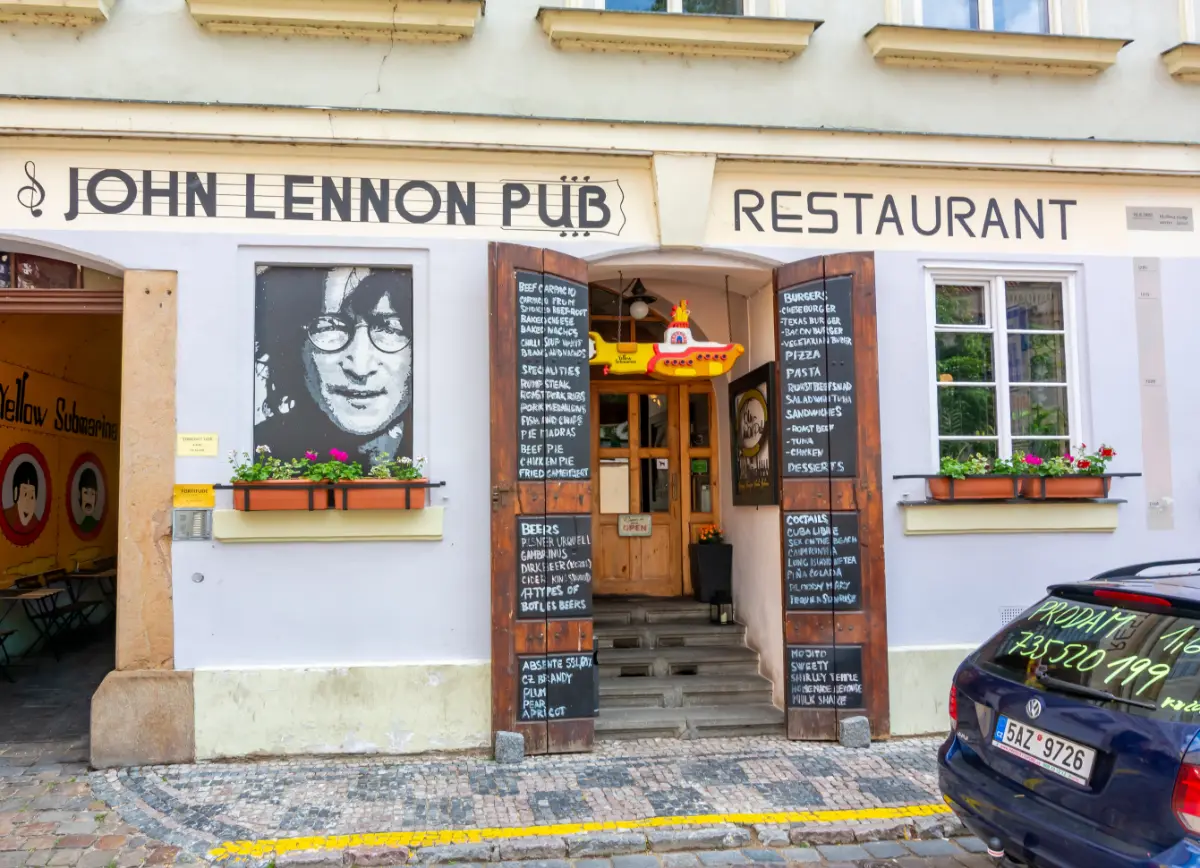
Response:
[489,243,594,755]
[775,252,889,740]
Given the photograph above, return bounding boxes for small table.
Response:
[60,568,116,626]
[0,587,66,678]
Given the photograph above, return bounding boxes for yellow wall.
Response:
[0,314,121,585]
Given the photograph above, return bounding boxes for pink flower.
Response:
[1024,454,1043,466]
[1065,454,1074,463]
[330,449,349,463]
[305,451,318,461]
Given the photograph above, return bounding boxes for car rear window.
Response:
[976,592,1200,722]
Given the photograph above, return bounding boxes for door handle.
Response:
[670,471,678,503]
[491,482,513,512]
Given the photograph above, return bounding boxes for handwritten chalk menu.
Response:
[787,645,864,709]
[784,512,862,611]
[518,653,597,721]
[517,270,590,481]
[777,275,857,478]
[517,515,593,620]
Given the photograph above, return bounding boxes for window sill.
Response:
[212,506,444,543]
[900,500,1119,536]
[0,0,111,26]
[864,24,1130,77]
[185,0,483,42]
[1163,43,1200,81]
[536,8,822,61]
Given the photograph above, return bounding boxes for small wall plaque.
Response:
[1126,206,1194,232]
[618,513,652,537]
[177,433,219,457]
[173,484,215,509]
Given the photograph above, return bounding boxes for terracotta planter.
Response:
[341,478,428,510]
[1021,476,1110,500]
[928,477,1020,501]
[232,480,329,511]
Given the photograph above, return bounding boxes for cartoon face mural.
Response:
[66,453,106,541]
[254,265,414,470]
[0,443,51,546]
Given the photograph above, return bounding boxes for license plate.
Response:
[993,715,1096,786]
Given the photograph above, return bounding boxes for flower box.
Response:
[340,479,429,510]
[232,480,329,511]
[928,477,1020,501]
[1021,476,1111,500]
[690,542,733,604]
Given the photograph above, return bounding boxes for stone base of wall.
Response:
[887,645,974,736]
[91,669,196,768]
[193,661,491,760]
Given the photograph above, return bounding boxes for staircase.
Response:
[594,597,785,740]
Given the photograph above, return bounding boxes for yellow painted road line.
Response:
[208,804,952,861]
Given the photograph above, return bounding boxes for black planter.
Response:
[690,542,733,604]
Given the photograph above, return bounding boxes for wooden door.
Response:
[775,253,889,741]
[490,243,596,755]
[592,381,682,597]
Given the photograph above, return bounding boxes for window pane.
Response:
[1013,439,1069,461]
[639,458,671,513]
[1007,333,1066,383]
[923,0,979,29]
[994,0,1049,33]
[592,319,624,344]
[589,285,622,317]
[688,393,711,448]
[1010,386,1068,437]
[690,458,713,513]
[599,459,630,514]
[940,439,999,461]
[935,284,987,326]
[635,319,666,343]
[598,394,630,448]
[639,394,669,448]
[683,0,742,12]
[938,386,997,437]
[1006,281,1064,330]
[936,332,994,383]
[606,0,666,9]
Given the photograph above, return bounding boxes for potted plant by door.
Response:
[343,455,429,510]
[229,446,330,511]
[691,524,733,608]
[928,454,1021,501]
[1021,444,1117,499]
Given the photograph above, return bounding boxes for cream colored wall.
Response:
[192,662,491,759]
[723,281,785,707]
[887,645,974,736]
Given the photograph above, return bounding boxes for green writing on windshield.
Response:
[1030,600,1139,638]
[1162,697,1200,713]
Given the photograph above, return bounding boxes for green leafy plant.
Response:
[367,454,427,480]
[697,524,724,545]
[938,453,991,479]
[1069,443,1116,476]
[228,446,304,482]
[303,449,363,482]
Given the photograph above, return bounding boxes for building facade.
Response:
[1,0,1199,765]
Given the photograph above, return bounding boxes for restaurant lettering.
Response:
[47,166,625,236]
[0,371,119,442]
[735,189,1077,241]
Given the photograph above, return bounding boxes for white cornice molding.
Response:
[536,8,822,61]
[185,0,483,42]
[2,97,1200,178]
[1163,42,1200,81]
[865,24,1130,76]
[0,0,112,26]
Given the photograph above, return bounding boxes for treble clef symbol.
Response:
[17,161,45,218]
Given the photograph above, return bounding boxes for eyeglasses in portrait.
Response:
[254,265,414,470]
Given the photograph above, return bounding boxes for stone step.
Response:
[595,703,786,740]
[593,598,714,626]
[599,674,774,708]
[593,621,747,650]
[596,645,760,678]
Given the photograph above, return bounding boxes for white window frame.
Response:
[924,264,1083,467]
[1181,0,1197,42]
[909,0,1083,35]
[581,0,774,13]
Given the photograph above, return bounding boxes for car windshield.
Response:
[977,591,1200,722]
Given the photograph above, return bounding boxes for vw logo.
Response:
[1026,698,1043,720]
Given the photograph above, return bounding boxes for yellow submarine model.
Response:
[589,300,744,381]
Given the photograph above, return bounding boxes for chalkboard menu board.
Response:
[518,653,597,721]
[784,512,861,611]
[517,271,590,482]
[517,515,593,619]
[777,275,857,478]
[787,645,864,710]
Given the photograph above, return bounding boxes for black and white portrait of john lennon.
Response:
[254,265,414,470]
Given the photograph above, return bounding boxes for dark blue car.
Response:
[939,559,1200,868]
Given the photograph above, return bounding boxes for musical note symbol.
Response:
[17,161,45,218]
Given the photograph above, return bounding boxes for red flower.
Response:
[1077,458,1092,470]
[1099,446,1115,458]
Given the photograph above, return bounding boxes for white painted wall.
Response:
[0,0,1195,144]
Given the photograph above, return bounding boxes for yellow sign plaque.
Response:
[177,433,219,457]
[173,484,215,509]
